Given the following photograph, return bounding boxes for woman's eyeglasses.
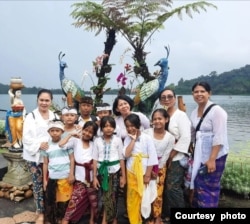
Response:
[160,95,174,101]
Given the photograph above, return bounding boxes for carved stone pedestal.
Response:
[2,151,31,186]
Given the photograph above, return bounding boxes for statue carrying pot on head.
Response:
[3,77,26,151]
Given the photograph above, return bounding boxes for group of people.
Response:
[21,81,229,224]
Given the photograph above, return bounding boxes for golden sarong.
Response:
[56,179,73,202]
[8,115,23,147]
[127,153,148,224]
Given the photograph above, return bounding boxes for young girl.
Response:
[41,120,75,224]
[144,109,175,224]
[60,121,99,224]
[96,103,112,119]
[92,116,126,224]
[123,113,158,224]
[95,103,113,137]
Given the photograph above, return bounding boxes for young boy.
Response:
[61,107,81,137]
[41,120,75,224]
[78,96,97,127]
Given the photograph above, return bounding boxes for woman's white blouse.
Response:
[190,101,229,158]
[22,108,57,163]
[168,109,191,161]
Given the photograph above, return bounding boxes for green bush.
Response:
[221,147,250,197]
[0,120,5,136]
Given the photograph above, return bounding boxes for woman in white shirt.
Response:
[22,89,57,224]
[157,87,191,223]
[112,95,150,141]
[190,81,228,208]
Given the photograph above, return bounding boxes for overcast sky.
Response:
[1,0,250,91]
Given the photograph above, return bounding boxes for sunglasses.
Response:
[160,95,174,101]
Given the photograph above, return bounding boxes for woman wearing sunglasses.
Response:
[157,87,191,223]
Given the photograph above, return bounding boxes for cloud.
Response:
[1,0,250,91]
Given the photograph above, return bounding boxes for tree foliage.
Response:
[173,64,250,95]
[71,0,216,104]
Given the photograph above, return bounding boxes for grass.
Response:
[0,148,8,154]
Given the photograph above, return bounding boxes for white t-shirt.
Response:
[144,128,175,168]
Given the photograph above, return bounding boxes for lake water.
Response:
[0,94,249,152]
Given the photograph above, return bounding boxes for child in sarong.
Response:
[60,121,99,224]
[144,109,175,224]
[92,116,126,224]
[41,120,75,224]
[123,113,158,224]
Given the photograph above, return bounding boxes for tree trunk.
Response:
[133,46,155,82]
[94,28,116,106]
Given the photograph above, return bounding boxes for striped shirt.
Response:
[41,140,73,179]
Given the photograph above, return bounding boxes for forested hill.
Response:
[1,64,250,95]
[172,64,250,95]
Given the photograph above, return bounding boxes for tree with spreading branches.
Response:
[71,0,216,105]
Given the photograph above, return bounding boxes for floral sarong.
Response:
[99,171,120,223]
[64,181,98,222]
[152,167,166,218]
[192,154,227,208]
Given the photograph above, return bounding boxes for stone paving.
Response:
[0,195,130,224]
[0,154,130,224]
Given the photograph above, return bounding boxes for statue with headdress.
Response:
[3,77,26,152]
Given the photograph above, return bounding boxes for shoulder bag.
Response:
[184,103,217,191]
[189,103,216,155]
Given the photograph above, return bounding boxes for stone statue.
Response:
[3,78,25,152]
